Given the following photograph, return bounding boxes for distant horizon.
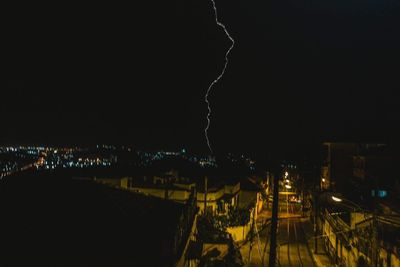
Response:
[3,141,399,163]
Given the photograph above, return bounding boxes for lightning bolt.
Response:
[205,0,235,154]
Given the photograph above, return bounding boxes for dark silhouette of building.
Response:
[0,170,198,267]
[320,142,357,192]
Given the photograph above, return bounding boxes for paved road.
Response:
[240,203,316,267]
[276,218,315,267]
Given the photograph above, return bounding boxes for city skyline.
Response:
[1,141,399,266]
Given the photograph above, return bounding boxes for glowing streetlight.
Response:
[331,196,342,202]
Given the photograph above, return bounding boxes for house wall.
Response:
[96,177,129,188]
[196,198,229,215]
[120,177,129,189]
[239,191,262,220]
[391,252,400,267]
[323,211,400,267]
[165,189,190,201]
[197,190,225,203]
[197,184,240,215]
[341,245,357,267]
[226,221,252,242]
[131,184,239,215]
[322,143,357,191]
[350,212,370,229]
[132,187,165,198]
[131,186,190,202]
[239,191,256,209]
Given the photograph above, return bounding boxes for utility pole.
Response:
[314,186,319,253]
[248,208,255,264]
[268,170,280,267]
[313,166,322,254]
[371,198,379,267]
[301,176,305,217]
[372,213,378,267]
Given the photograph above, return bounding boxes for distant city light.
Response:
[371,190,387,198]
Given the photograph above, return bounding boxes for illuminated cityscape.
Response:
[3,0,400,266]
[1,143,399,266]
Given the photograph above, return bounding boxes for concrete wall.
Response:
[391,252,400,267]
[350,212,370,229]
[131,187,166,198]
[131,186,190,202]
[176,215,199,267]
[132,184,239,215]
[96,177,129,188]
[197,184,240,215]
[323,212,400,267]
[164,189,190,201]
[226,222,251,242]
[340,245,357,267]
[120,177,128,189]
[197,190,225,203]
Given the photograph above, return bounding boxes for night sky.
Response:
[4,0,400,155]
